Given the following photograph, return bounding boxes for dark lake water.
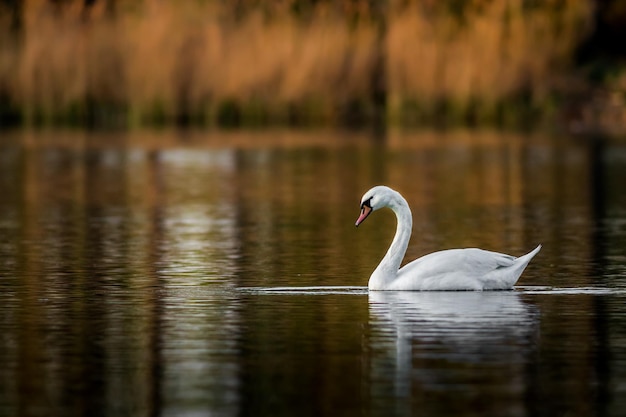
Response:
[1,129,626,417]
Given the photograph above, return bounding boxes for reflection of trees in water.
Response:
[1,130,625,416]
[0,140,243,416]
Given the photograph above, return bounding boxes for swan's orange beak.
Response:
[355,205,372,227]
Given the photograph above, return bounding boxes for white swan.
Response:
[355,185,541,291]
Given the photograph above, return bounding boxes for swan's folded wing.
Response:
[395,248,527,290]
[473,249,517,270]
[402,248,516,275]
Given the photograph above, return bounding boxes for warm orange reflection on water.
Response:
[1,129,625,417]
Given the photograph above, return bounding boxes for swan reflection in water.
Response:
[367,291,539,415]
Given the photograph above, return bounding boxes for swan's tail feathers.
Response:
[510,244,542,284]
[521,244,542,262]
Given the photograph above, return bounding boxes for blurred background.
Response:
[3,3,626,417]
[0,0,625,132]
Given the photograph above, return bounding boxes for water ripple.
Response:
[238,286,368,295]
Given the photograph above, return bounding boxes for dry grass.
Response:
[386,0,594,123]
[0,0,595,126]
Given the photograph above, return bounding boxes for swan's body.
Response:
[356,186,541,291]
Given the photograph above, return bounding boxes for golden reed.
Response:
[0,0,593,126]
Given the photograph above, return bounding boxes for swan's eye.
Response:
[362,197,373,209]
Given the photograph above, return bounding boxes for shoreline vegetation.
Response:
[1,0,626,133]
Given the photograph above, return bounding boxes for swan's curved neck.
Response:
[370,195,412,288]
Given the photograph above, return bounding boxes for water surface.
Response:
[1,129,626,417]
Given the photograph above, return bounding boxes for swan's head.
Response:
[355,185,399,227]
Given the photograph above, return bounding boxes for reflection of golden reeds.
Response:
[0,0,593,126]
